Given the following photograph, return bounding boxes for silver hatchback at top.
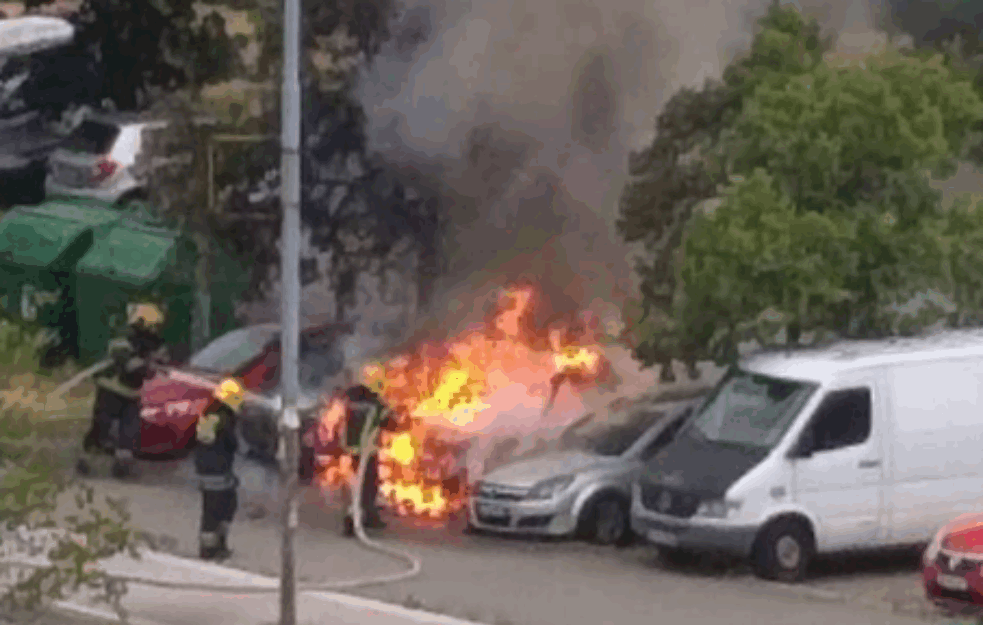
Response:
[467,394,704,545]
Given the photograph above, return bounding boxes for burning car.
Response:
[468,396,701,544]
[308,284,624,525]
[923,513,983,610]
[138,321,352,475]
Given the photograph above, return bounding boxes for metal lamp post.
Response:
[278,0,302,618]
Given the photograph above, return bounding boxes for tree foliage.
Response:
[621,1,983,369]
[618,1,833,374]
[0,364,136,621]
[879,0,983,163]
[102,0,441,314]
[21,0,240,113]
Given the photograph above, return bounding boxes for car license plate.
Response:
[477,502,509,518]
[646,529,679,547]
[938,574,969,591]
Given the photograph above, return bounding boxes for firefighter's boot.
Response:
[363,507,387,530]
[214,522,233,561]
[199,531,220,560]
[111,450,135,479]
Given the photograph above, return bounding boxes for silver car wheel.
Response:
[776,535,801,570]
[593,499,627,545]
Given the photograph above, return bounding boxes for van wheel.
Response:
[752,517,814,583]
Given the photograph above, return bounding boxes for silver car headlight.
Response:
[695,499,743,519]
[526,475,576,500]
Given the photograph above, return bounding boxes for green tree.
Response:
[622,2,983,368]
[680,48,982,363]
[878,0,983,163]
[20,0,240,113]
[679,169,853,357]
[0,356,136,622]
[617,1,832,376]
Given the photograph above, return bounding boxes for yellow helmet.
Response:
[213,377,245,411]
[127,303,164,329]
[360,363,386,394]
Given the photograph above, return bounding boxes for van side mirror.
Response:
[788,430,815,460]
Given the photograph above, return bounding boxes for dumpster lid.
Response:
[76,225,181,286]
[29,199,124,228]
[0,212,93,268]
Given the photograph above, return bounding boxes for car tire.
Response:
[752,517,814,583]
[580,494,632,547]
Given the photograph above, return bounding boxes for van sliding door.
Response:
[888,358,983,543]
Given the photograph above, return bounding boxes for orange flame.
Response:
[313,285,613,520]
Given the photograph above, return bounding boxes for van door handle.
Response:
[858,459,882,469]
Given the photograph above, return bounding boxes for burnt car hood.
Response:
[639,434,768,499]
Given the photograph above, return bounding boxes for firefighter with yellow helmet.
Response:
[340,363,397,536]
[194,377,244,560]
[81,302,168,479]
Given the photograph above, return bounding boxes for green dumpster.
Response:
[0,199,124,363]
[75,220,197,363]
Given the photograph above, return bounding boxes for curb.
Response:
[127,550,488,625]
[51,600,165,625]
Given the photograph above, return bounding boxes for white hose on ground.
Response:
[31,360,425,592]
[51,425,424,593]
[20,409,424,593]
[5,428,424,594]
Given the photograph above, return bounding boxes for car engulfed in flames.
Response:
[309,284,618,520]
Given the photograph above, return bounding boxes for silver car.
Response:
[467,395,703,545]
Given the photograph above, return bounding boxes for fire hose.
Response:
[30,362,425,594]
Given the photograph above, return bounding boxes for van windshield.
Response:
[683,368,817,451]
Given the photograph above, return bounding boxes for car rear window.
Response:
[63,120,120,154]
[189,327,279,373]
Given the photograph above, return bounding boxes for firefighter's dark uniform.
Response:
[83,311,166,478]
[342,384,396,534]
[194,380,242,561]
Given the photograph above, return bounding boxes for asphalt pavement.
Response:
[57,454,964,625]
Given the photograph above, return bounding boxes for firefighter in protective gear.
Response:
[194,377,243,561]
[341,367,397,536]
[82,303,167,479]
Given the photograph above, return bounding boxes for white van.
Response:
[630,330,983,582]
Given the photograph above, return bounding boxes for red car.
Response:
[923,512,983,609]
[137,322,353,474]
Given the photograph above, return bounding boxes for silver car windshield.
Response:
[683,368,817,450]
[560,409,666,457]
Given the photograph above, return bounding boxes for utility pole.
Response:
[278,0,302,617]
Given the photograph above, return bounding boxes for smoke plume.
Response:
[358,0,877,331]
[348,0,880,471]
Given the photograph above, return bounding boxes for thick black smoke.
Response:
[357,0,879,332]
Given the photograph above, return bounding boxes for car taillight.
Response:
[91,159,119,183]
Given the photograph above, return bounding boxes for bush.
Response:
[0,339,136,622]
[0,318,44,374]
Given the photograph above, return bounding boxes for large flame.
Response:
[313,285,614,519]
